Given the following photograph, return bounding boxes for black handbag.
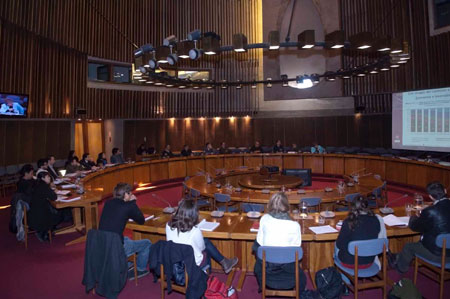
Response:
[315,267,346,299]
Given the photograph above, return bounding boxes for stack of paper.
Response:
[61,184,77,189]
[129,214,154,222]
[309,225,339,234]
[383,214,410,226]
[198,219,220,232]
[56,190,71,195]
[65,173,78,178]
[56,196,81,203]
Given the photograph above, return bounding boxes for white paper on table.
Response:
[65,173,78,178]
[61,184,77,189]
[105,164,115,167]
[128,215,154,222]
[383,214,410,226]
[56,196,81,202]
[309,225,339,234]
[198,219,220,232]
[57,195,68,200]
[56,190,71,195]
[54,179,64,185]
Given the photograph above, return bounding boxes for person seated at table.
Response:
[253,192,306,293]
[204,142,215,155]
[28,171,64,242]
[66,157,83,174]
[291,143,300,153]
[110,147,125,164]
[218,142,230,154]
[35,158,49,176]
[335,196,385,268]
[46,155,59,180]
[17,164,36,204]
[273,140,284,153]
[65,150,79,167]
[96,152,107,167]
[311,142,326,154]
[250,141,262,153]
[99,183,151,279]
[389,181,450,274]
[136,143,147,155]
[166,199,238,274]
[161,144,174,158]
[147,145,156,155]
[181,144,192,157]
[80,153,96,170]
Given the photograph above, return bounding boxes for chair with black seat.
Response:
[370,181,387,208]
[300,197,321,213]
[241,202,265,213]
[414,233,450,299]
[214,193,239,212]
[190,188,212,210]
[282,168,312,187]
[334,238,389,299]
[22,202,52,249]
[335,192,361,212]
[257,246,303,299]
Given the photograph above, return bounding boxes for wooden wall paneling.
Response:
[344,158,366,176]
[167,119,185,151]
[244,155,262,168]
[224,156,244,169]
[347,116,360,147]
[284,118,298,147]
[314,117,326,146]
[251,118,264,145]
[303,155,324,174]
[205,156,224,173]
[220,119,232,147]
[123,120,136,160]
[365,159,386,179]
[406,164,428,188]
[57,121,71,159]
[185,119,205,150]
[443,170,450,190]
[0,122,5,166]
[133,164,151,184]
[31,121,47,163]
[272,118,285,145]
[19,121,35,164]
[323,157,345,175]
[386,161,408,184]
[283,155,303,170]
[4,121,20,165]
[323,117,338,147]
[426,166,445,187]
[233,118,249,148]
[168,160,187,179]
[263,155,282,169]
[301,118,316,147]
[335,116,348,147]
[186,157,206,176]
[204,119,216,147]
[150,162,169,182]
[118,167,134,185]
[260,119,274,147]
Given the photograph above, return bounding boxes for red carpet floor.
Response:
[0,180,448,298]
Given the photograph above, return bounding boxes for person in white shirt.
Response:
[253,192,306,294]
[166,199,238,273]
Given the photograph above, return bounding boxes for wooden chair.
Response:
[159,263,188,299]
[300,197,321,213]
[127,254,138,286]
[334,238,388,299]
[257,246,303,299]
[335,192,360,211]
[214,193,239,212]
[414,233,450,299]
[190,188,212,211]
[23,202,52,249]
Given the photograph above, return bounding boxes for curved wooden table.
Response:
[237,173,303,189]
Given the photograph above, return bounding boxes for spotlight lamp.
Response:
[167,52,178,65]
[375,37,392,52]
[311,74,320,84]
[324,71,336,81]
[325,30,345,49]
[163,35,178,47]
[390,38,403,54]
[298,30,315,49]
[202,32,221,55]
[349,32,373,49]
[236,80,242,89]
[281,74,289,86]
[156,46,170,63]
[177,40,195,59]
[221,80,228,89]
[268,31,280,50]
[266,78,272,88]
[189,45,203,60]
[295,75,313,89]
[233,33,248,52]
[187,30,202,41]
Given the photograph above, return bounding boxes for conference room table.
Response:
[126,206,420,290]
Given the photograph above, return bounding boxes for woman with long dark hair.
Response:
[96,152,107,167]
[166,199,238,273]
[335,196,385,268]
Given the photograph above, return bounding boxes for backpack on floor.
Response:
[388,278,422,299]
[204,276,238,299]
[315,267,346,299]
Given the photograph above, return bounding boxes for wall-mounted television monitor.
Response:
[0,92,29,118]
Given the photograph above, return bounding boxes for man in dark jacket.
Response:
[392,181,450,273]
[99,183,151,279]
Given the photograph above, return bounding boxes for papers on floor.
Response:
[198,219,220,232]
[61,184,77,189]
[309,225,339,234]
[250,222,259,232]
[56,190,71,195]
[56,196,81,202]
[383,214,410,226]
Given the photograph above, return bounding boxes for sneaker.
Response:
[128,269,149,281]
[220,257,239,274]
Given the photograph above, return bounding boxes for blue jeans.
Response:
[201,238,225,269]
[123,237,151,271]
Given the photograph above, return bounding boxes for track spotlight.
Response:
[375,37,392,52]
[266,78,272,88]
[236,80,242,89]
[294,75,313,89]
[390,39,403,54]
[251,82,257,89]
[167,53,178,65]
[221,80,228,89]
[202,32,221,55]
[269,31,280,50]
[325,30,345,49]
[349,32,373,49]
[156,46,170,63]
[163,35,178,47]
[188,30,202,41]
[369,69,379,74]
[311,74,320,84]
[281,74,289,86]
[233,34,248,52]
[206,85,214,89]
[324,72,336,81]
[298,30,315,49]
[177,40,195,59]
[189,47,203,60]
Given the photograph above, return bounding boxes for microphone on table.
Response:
[151,193,176,214]
[379,194,408,214]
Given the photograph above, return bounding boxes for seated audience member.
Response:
[390,181,450,273]
[136,144,147,155]
[250,141,262,153]
[35,158,49,176]
[204,142,215,155]
[273,140,284,153]
[47,155,59,179]
[181,144,193,157]
[80,153,96,170]
[161,144,174,158]
[28,171,64,242]
[66,150,79,167]
[96,152,107,167]
[253,192,305,293]
[99,183,151,279]
[291,143,300,152]
[335,196,385,268]
[218,142,230,154]
[66,157,83,174]
[311,142,326,154]
[147,145,156,154]
[166,199,238,273]
[110,148,125,164]
[17,164,36,203]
